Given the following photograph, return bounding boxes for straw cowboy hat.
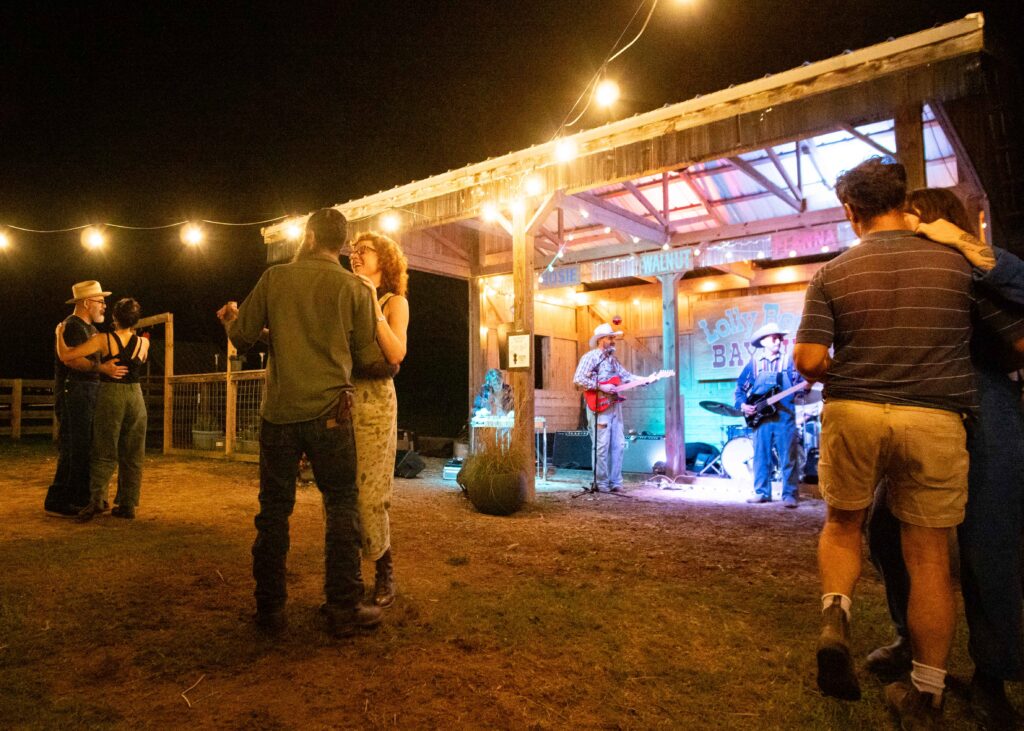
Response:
[749,322,788,348]
[590,323,624,349]
[66,280,111,304]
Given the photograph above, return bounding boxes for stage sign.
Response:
[583,248,694,283]
[691,291,807,381]
[538,265,580,289]
[771,226,838,259]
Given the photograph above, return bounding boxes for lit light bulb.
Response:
[632,298,640,306]
[524,174,545,197]
[662,242,670,251]
[0,231,9,250]
[788,249,797,258]
[180,223,204,246]
[554,138,578,163]
[380,212,401,233]
[480,326,489,337]
[694,248,701,257]
[481,203,499,222]
[595,79,620,107]
[579,208,589,219]
[556,249,565,258]
[81,226,106,250]
[538,274,545,283]
[510,199,525,216]
[631,235,640,243]
[285,222,304,241]
[603,226,612,235]
[821,245,830,253]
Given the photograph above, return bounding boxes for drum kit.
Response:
[697,386,822,480]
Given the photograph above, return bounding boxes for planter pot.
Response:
[192,429,225,451]
[236,438,260,454]
[464,469,527,516]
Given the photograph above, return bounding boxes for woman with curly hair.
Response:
[56,297,150,521]
[347,232,409,606]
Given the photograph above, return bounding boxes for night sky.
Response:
[0,0,1015,436]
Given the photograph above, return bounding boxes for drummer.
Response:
[734,322,807,508]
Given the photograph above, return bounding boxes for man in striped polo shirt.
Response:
[792,157,1024,724]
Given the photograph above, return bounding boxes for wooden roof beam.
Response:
[765,147,803,201]
[677,169,727,226]
[569,191,669,244]
[727,157,803,212]
[839,123,896,157]
[622,180,669,227]
[801,139,835,191]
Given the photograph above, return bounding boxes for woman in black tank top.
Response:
[56,298,150,521]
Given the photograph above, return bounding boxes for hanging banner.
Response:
[691,291,807,381]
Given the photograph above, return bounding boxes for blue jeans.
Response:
[253,413,362,613]
[752,416,800,500]
[45,380,98,511]
[587,403,624,489]
[868,368,1024,679]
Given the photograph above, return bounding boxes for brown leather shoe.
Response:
[320,602,382,638]
[75,501,104,523]
[865,635,913,679]
[816,596,861,700]
[885,680,942,730]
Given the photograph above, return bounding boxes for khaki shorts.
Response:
[818,399,968,528]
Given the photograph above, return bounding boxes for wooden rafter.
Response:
[727,156,802,212]
[570,191,668,244]
[677,169,727,226]
[765,147,802,201]
[840,123,896,157]
[423,229,470,260]
[801,139,834,191]
[623,180,668,227]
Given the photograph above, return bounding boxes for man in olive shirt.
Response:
[218,207,395,637]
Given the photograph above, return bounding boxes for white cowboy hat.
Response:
[66,280,112,304]
[590,323,624,349]
[749,322,788,348]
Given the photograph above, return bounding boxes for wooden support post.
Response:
[225,338,237,457]
[468,233,487,414]
[163,316,174,455]
[895,104,926,191]
[659,274,683,475]
[510,203,536,501]
[11,379,22,440]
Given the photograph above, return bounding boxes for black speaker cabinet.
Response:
[622,435,666,473]
[394,449,426,478]
[552,430,592,470]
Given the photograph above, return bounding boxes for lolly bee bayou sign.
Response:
[691,292,806,381]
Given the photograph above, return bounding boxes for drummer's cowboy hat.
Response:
[590,323,623,349]
[749,322,788,348]
[66,280,111,304]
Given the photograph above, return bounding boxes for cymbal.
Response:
[699,400,742,418]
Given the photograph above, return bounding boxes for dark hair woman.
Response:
[56,297,149,520]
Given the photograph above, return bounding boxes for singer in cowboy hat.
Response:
[45,281,127,517]
[734,321,806,508]
[573,323,633,492]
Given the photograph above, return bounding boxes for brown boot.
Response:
[373,549,396,607]
[884,680,942,730]
[75,501,104,523]
[865,635,913,679]
[816,596,861,700]
[320,602,382,638]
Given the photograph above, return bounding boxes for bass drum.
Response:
[721,436,754,481]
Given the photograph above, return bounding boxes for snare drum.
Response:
[721,436,754,481]
[726,424,753,441]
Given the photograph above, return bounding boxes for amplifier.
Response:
[622,434,666,473]
[552,430,592,470]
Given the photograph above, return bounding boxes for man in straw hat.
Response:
[734,322,805,509]
[573,323,635,492]
[45,281,127,517]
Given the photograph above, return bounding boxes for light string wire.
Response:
[4,215,288,234]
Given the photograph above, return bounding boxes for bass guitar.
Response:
[744,381,816,428]
[585,370,675,413]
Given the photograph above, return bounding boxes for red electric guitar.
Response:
[585,370,675,413]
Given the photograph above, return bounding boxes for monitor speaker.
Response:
[394,449,425,478]
[552,430,592,470]
[622,435,666,473]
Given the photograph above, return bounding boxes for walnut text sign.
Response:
[691,292,806,381]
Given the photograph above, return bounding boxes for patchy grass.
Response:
[0,441,1018,729]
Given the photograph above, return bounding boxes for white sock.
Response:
[911,661,946,704]
[821,593,852,621]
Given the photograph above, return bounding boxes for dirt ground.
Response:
[0,441,1019,729]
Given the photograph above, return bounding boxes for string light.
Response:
[524,175,545,197]
[662,242,670,251]
[0,231,9,250]
[81,226,106,250]
[554,138,578,163]
[285,221,304,241]
[595,79,620,107]
[481,203,499,222]
[380,211,401,233]
[180,223,205,246]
